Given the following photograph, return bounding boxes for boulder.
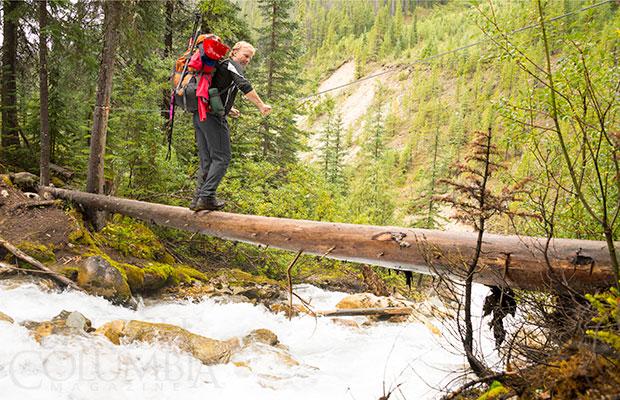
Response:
[243,328,279,346]
[230,329,312,384]
[269,303,312,317]
[9,172,38,191]
[96,320,239,365]
[77,256,137,309]
[0,311,14,324]
[22,310,92,343]
[233,285,282,302]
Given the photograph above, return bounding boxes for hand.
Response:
[229,107,240,118]
[260,104,272,116]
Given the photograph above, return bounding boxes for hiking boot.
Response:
[190,196,225,211]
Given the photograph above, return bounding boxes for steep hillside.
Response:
[298,0,619,236]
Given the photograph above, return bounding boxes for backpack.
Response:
[166,30,229,159]
[171,34,229,113]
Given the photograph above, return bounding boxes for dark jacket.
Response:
[210,59,253,116]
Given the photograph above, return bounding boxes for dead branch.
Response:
[8,200,60,212]
[317,307,413,317]
[0,236,84,292]
[287,250,304,320]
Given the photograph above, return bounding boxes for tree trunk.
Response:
[42,187,618,292]
[161,0,174,121]
[1,0,21,153]
[39,0,51,187]
[86,0,122,227]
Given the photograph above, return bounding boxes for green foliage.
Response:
[221,159,339,221]
[252,0,306,164]
[586,284,620,352]
[477,381,510,400]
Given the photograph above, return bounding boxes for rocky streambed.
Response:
[0,279,498,399]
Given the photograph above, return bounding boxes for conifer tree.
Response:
[329,112,345,190]
[255,0,305,164]
[1,0,22,158]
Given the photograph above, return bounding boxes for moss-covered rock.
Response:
[50,176,65,187]
[16,241,56,264]
[76,256,137,309]
[142,262,208,292]
[121,263,145,292]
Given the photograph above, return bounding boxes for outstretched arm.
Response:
[244,90,272,116]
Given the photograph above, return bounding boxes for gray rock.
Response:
[10,172,38,191]
[77,256,137,309]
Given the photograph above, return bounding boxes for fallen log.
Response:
[42,187,617,292]
[49,163,74,180]
[0,236,84,292]
[318,307,413,317]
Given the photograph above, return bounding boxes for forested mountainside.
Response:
[240,0,619,240]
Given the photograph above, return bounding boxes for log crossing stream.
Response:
[43,187,617,291]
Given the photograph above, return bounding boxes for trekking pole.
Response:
[166,12,202,160]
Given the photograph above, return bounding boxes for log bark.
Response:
[42,187,618,292]
[0,236,84,292]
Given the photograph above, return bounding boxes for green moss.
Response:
[142,262,208,290]
[477,381,509,400]
[170,265,208,285]
[143,261,173,278]
[0,175,12,186]
[17,241,56,264]
[50,177,64,187]
[67,210,96,246]
[97,215,171,261]
[120,263,145,292]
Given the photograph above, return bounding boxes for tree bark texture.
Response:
[1,0,21,150]
[39,0,51,187]
[43,187,618,292]
[86,0,122,195]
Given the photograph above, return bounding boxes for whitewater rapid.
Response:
[0,281,499,399]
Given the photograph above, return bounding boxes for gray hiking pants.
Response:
[193,112,231,199]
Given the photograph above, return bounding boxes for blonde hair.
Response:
[231,41,256,57]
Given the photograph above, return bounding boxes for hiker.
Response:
[190,41,272,211]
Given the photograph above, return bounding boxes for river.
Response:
[0,281,499,399]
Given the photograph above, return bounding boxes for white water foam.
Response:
[0,281,500,399]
